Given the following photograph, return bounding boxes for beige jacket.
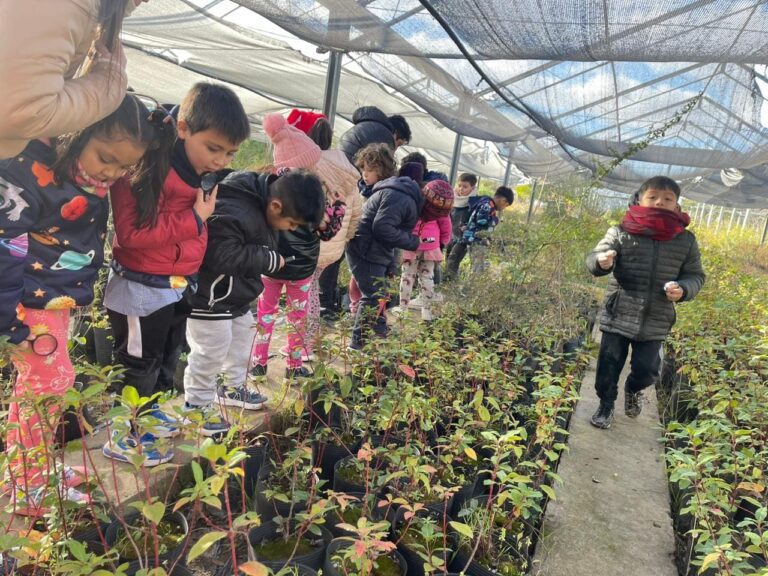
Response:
[316,149,362,270]
[0,0,133,159]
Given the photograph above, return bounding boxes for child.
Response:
[347,144,397,317]
[183,169,325,435]
[249,114,333,380]
[444,172,477,269]
[346,161,424,350]
[586,176,705,429]
[399,179,453,321]
[444,186,514,279]
[0,94,173,513]
[104,83,250,463]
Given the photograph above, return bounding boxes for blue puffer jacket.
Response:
[0,140,110,343]
[346,176,424,266]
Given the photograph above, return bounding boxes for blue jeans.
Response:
[346,252,389,347]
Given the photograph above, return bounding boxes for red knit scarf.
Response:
[620,205,690,241]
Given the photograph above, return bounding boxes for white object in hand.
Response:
[664,281,678,292]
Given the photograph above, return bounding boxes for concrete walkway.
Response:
[531,343,677,576]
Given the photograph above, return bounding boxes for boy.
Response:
[444,185,514,279]
[586,176,705,429]
[346,162,424,350]
[104,83,249,462]
[183,170,325,435]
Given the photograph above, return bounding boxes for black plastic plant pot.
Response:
[242,437,270,498]
[392,508,456,576]
[248,520,332,570]
[332,455,368,494]
[254,463,311,520]
[449,546,523,576]
[312,433,362,485]
[324,537,407,576]
[104,510,190,575]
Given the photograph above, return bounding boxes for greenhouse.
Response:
[0,1,767,576]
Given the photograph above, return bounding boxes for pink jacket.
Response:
[412,216,452,251]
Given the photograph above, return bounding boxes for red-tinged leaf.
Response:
[239,561,269,576]
[398,364,416,379]
[354,540,366,558]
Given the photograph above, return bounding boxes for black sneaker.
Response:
[625,390,643,418]
[285,366,312,379]
[590,402,614,429]
[249,364,267,380]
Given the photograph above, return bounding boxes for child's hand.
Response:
[665,281,683,302]
[597,249,617,270]
[421,237,436,244]
[278,255,286,269]
[194,185,218,221]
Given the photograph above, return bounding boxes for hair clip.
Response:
[276,167,291,177]
[147,107,174,130]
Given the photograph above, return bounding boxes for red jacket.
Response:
[111,168,207,276]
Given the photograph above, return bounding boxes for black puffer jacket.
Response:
[586,225,705,341]
[187,171,280,320]
[266,226,319,281]
[338,107,395,163]
[346,176,424,266]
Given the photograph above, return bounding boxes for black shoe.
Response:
[590,402,614,429]
[625,389,643,418]
[249,364,267,380]
[285,366,312,379]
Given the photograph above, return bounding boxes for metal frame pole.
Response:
[448,133,464,185]
[322,51,343,130]
[502,144,515,188]
[742,208,751,229]
[527,178,538,225]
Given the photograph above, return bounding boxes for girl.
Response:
[250,114,336,380]
[0,94,174,514]
[399,179,453,321]
[347,144,397,317]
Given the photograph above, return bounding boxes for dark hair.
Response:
[354,143,396,180]
[388,115,411,144]
[458,172,478,187]
[179,83,250,144]
[53,94,176,228]
[401,151,428,171]
[270,169,326,227]
[97,0,130,52]
[494,186,515,205]
[637,176,681,200]
[307,118,333,151]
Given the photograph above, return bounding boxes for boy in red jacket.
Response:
[103,83,250,465]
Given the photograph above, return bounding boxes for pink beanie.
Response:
[263,112,321,169]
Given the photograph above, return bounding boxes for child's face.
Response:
[177,121,241,176]
[638,187,678,211]
[456,181,473,197]
[266,199,304,231]
[361,163,381,187]
[494,196,510,210]
[79,134,146,182]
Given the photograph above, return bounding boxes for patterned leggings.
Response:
[252,276,312,369]
[400,257,436,317]
[6,308,74,489]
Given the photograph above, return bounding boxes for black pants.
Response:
[108,300,189,399]
[594,331,663,404]
[346,252,389,346]
[444,241,468,280]
[318,255,344,311]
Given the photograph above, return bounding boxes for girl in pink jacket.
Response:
[399,179,453,321]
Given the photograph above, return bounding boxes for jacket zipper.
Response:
[637,240,659,340]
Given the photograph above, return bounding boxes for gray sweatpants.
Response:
[183,313,255,407]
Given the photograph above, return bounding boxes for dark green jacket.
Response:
[586,225,705,341]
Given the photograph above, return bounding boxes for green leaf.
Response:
[699,552,720,574]
[66,539,88,562]
[464,446,477,461]
[122,385,140,406]
[449,521,473,539]
[188,531,227,563]
[477,405,491,422]
[143,501,166,525]
[239,561,269,576]
[191,460,204,484]
[540,484,556,501]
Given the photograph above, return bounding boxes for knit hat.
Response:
[287,109,327,135]
[421,179,454,221]
[263,113,322,169]
[398,162,425,184]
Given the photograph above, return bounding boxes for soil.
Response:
[113,519,186,561]
[255,534,316,561]
[331,554,402,576]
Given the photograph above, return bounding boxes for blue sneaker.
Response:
[140,404,180,438]
[102,430,174,467]
[182,403,231,437]
[217,386,267,410]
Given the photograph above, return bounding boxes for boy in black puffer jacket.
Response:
[586,176,705,430]
[183,169,325,436]
[346,163,424,350]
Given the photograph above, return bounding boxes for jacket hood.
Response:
[352,106,393,130]
[373,176,425,211]
[216,170,275,208]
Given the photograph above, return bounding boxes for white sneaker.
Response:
[421,307,433,321]
[408,296,425,310]
[432,292,444,303]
